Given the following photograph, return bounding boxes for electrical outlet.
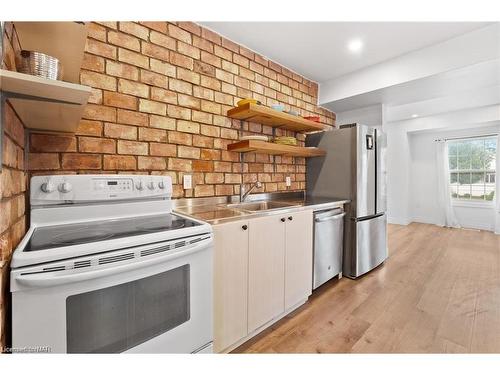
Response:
[183,175,192,189]
[286,176,291,187]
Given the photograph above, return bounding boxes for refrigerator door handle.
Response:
[366,134,374,150]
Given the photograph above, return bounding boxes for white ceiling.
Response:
[200,22,490,82]
[324,58,500,112]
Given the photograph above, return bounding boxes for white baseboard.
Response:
[411,216,440,226]
[411,216,494,232]
[387,216,411,225]
[459,221,494,231]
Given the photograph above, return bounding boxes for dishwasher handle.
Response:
[315,212,346,223]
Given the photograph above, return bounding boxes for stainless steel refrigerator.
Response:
[306,123,388,279]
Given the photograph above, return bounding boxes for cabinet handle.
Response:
[288,216,293,221]
[280,218,286,222]
[242,225,248,230]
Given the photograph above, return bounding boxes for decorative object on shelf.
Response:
[16,50,63,80]
[237,98,261,106]
[239,135,269,142]
[271,103,285,112]
[285,109,299,116]
[228,139,325,157]
[303,115,321,123]
[274,136,298,146]
[13,22,88,83]
[227,103,327,133]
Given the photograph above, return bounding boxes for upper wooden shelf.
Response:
[0,69,92,132]
[227,103,328,133]
[227,139,326,158]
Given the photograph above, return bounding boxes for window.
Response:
[448,137,497,201]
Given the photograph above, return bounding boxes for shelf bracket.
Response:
[239,119,245,190]
[272,127,277,173]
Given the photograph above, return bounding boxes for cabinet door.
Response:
[213,221,249,352]
[284,210,313,310]
[248,214,286,332]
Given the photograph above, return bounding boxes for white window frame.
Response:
[448,136,497,206]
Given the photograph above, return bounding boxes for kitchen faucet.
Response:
[240,181,262,202]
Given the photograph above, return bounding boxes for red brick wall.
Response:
[0,21,335,349]
[1,20,336,351]
[1,23,28,350]
[28,22,335,197]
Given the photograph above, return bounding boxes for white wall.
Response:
[409,126,499,231]
[385,122,411,225]
[335,104,384,128]
[385,101,500,228]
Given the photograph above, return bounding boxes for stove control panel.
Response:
[93,178,133,192]
[31,175,172,206]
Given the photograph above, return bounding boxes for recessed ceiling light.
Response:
[347,38,363,53]
[411,114,418,118]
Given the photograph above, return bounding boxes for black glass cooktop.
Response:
[25,213,202,252]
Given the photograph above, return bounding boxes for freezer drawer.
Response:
[313,209,345,289]
[344,214,387,278]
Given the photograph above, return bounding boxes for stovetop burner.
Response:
[25,213,201,252]
[136,219,186,232]
[51,230,115,246]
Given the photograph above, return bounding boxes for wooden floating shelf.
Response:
[0,69,92,132]
[227,140,326,158]
[227,103,328,133]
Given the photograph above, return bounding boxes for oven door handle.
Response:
[14,238,212,288]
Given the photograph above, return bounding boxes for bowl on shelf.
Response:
[285,110,299,116]
[15,50,63,80]
[271,103,285,112]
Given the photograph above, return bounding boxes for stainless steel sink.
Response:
[224,201,299,212]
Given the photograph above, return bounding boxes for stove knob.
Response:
[58,182,72,193]
[158,181,165,189]
[147,181,156,190]
[41,182,55,193]
[136,181,144,191]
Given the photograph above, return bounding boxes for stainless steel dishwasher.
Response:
[313,208,346,289]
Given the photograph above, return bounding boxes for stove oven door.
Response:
[10,235,213,353]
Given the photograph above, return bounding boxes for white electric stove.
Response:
[10,174,213,354]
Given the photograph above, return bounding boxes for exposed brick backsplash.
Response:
[1,23,28,351]
[0,21,336,349]
[26,21,335,198]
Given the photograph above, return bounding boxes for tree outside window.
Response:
[448,137,497,201]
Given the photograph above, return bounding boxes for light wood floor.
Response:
[234,223,500,353]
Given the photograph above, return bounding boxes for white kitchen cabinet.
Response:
[248,215,286,332]
[213,220,249,353]
[213,208,314,352]
[284,210,313,310]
